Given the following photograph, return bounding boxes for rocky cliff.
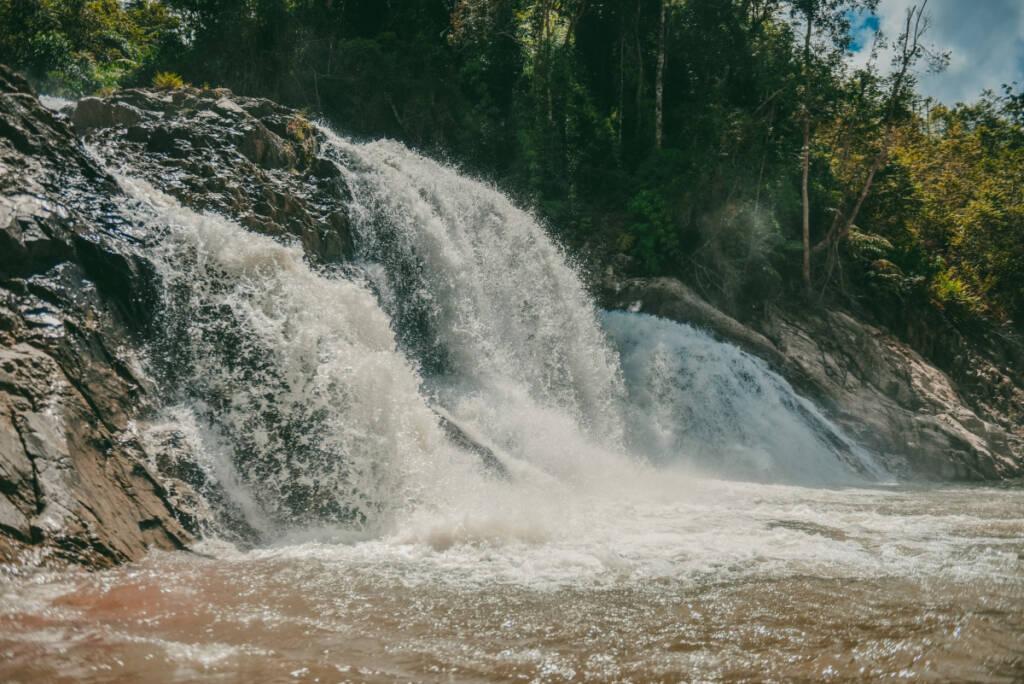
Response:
[0,66,191,566]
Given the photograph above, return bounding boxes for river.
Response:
[2,480,1022,681]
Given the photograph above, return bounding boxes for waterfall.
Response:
[118,176,482,536]
[319,132,627,451]
[108,131,881,540]
[602,311,880,483]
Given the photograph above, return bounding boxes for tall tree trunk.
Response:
[801,119,811,290]
[655,0,666,149]
[800,11,813,292]
[541,1,554,124]
[813,143,888,255]
[635,0,644,131]
[618,12,625,152]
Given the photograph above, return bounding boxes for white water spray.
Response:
[118,176,484,536]
[321,132,626,450]
[111,129,881,540]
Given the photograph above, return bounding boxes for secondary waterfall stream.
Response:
[1,129,1021,682]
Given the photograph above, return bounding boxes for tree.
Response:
[813,0,946,277]
[789,0,878,292]
[655,0,667,149]
[0,0,180,94]
[884,90,1024,322]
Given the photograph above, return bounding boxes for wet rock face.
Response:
[608,276,1024,480]
[78,87,353,263]
[758,309,1023,480]
[0,66,192,567]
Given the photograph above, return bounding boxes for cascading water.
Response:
[118,176,486,537]
[318,128,877,488]
[321,133,628,459]
[602,310,880,483]
[117,129,885,539]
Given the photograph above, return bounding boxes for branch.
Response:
[814,1,932,257]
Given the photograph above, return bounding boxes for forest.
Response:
[2,0,1021,328]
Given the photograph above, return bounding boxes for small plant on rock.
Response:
[152,71,186,90]
[287,114,313,143]
[287,114,318,166]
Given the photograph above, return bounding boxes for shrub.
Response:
[931,268,984,316]
[287,114,318,165]
[625,189,680,274]
[152,71,185,90]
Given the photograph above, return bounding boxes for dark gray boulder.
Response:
[77,85,353,264]
[71,96,142,134]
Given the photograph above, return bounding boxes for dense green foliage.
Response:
[1,0,1021,327]
[882,92,1024,322]
[0,0,178,94]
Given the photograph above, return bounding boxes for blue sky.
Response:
[848,14,879,52]
[847,0,1024,104]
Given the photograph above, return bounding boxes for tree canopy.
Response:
[1,0,1021,327]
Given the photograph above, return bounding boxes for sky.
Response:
[848,0,1024,104]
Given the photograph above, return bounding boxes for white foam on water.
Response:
[216,478,1024,590]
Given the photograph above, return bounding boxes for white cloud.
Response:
[848,0,1024,104]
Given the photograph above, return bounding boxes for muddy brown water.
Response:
[1,480,1022,682]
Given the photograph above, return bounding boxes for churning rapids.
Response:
[1,127,1022,682]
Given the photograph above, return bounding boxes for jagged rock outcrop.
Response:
[0,66,192,566]
[76,86,353,263]
[605,276,1024,480]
